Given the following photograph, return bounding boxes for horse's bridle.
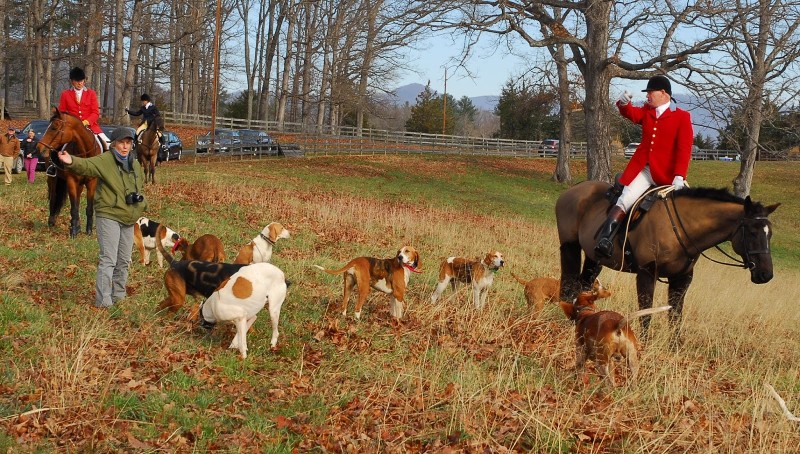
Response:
[38,118,66,154]
[730,216,771,270]
[664,194,768,270]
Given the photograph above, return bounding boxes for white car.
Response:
[623,142,640,159]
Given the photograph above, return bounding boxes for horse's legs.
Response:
[635,269,656,339]
[47,175,66,227]
[67,179,83,238]
[559,241,582,301]
[150,155,157,184]
[579,257,602,291]
[86,179,97,235]
[667,271,693,345]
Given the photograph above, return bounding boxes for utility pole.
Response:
[442,67,447,135]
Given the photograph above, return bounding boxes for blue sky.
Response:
[395,34,655,100]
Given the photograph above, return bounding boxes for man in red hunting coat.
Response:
[595,75,694,258]
[58,67,110,146]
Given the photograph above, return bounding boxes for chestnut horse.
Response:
[556,182,779,337]
[37,108,102,238]
[137,115,163,184]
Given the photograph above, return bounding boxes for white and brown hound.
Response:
[314,246,421,320]
[233,222,291,264]
[430,251,504,309]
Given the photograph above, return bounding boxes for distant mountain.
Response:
[386,84,719,138]
[672,94,721,139]
[385,83,499,111]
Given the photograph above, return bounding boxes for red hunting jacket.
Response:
[617,101,694,186]
[58,88,102,135]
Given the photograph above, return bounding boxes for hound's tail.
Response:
[510,272,529,286]
[156,224,178,266]
[313,263,351,275]
[628,305,672,320]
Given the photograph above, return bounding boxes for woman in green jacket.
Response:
[58,127,148,308]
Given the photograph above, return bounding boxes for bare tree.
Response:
[681,0,800,196]
[421,0,723,182]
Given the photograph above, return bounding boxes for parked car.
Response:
[196,129,240,153]
[8,119,51,172]
[623,142,640,159]
[157,130,183,162]
[238,129,278,154]
[539,139,559,157]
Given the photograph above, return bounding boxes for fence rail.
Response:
[162,110,784,161]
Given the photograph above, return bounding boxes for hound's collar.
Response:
[259,232,275,245]
[403,263,422,274]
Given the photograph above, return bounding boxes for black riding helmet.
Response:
[141,94,151,102]
[69,67,86,81]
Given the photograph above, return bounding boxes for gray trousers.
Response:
[95,217,134,307]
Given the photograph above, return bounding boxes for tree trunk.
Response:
[582,0,614,183]
[552,40,572,184]
[732,0,771,198]
[276,8,295,129]
[356,0,382,135]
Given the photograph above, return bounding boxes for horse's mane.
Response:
[149,116,164,131]
[51,109,82,124]
[674,187,744,204]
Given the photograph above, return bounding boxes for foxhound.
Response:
[233,222,291,264]
[314,246,421,320]
[200,262,289,358]
[430,251,504,309]
[133,217,180,268]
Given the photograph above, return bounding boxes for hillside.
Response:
[0,155,798,451]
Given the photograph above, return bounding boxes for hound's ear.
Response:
[269,223,279,242]
[414,251,420,269]
[483,253,493,266]
[559,301,575,319]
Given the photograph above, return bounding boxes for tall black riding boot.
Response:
[595,205,626,258]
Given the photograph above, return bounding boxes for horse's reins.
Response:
[662,191,766,270]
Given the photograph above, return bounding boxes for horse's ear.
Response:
[51,106,58,115]
[766,203,781,215]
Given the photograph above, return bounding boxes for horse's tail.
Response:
[156,224,178,266]
[48,167,67,215]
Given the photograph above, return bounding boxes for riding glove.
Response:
[672,175,685,189]
[618,90,632,106]
[82,120,90,127]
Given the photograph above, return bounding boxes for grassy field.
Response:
[1,155,799,452]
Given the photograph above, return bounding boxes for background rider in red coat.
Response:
[595,75,694,258]
[58,67,110,147]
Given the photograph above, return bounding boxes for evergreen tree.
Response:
[494,78,558,140]
[405,82,455,134]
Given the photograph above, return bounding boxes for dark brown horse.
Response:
[137,115,163,184]
[556,181,779,336]
[38,108,102,238]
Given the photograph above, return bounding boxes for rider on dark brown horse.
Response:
[126,94,162,144]
[595,75,694,258]
[58,67,111,150]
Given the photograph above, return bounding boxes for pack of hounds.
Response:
[137,216,670,386]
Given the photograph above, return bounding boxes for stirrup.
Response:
[46,165,58,177]
[595,239,613,258]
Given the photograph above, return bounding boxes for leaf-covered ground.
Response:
[1,155,799,452]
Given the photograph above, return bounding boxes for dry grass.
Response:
[0,155,798,452]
